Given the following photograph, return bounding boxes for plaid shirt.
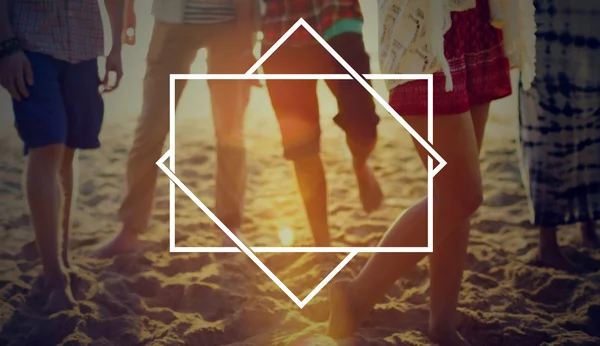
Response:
[261,0,363,47]
[11,0,104,63]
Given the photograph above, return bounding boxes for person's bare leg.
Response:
[537,226,579,272]
[427,103,488,344]
[27,144,76,313]
[293,155,331,247]
[208,55,250,245]
[59,147,83,295]
[59,148,76,268]
[580,221,599,248]
[328,111,482,343]
[210,80,248,246]
[262,67,327,246]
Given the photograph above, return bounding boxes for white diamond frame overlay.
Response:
[155,19,446,308]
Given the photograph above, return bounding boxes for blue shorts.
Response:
[12,51,104,154]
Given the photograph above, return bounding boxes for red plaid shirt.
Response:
[261,0,363,47]
[11,0,104,63]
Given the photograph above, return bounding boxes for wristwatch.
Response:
[0,38,21,60]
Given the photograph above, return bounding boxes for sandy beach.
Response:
[1,1,600,345]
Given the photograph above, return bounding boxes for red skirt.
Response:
[389,0,512,116]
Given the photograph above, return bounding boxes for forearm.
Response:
[125,0,135,16]
[0,0,15,41]
[105,0,125,51]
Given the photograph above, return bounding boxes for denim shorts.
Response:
[12,51,104,154]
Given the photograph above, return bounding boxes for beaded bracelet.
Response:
[0,38,21,60]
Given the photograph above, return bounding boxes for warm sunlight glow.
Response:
[278,227,295,246]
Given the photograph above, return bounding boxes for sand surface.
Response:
[2,77,600,345]
[1,2,600,345]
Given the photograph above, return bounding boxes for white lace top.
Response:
[377,0,537,92]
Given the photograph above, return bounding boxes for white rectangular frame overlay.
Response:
[154,18,447,308]
[161,73,435,254]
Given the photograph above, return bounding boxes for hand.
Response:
[0,50,33,101]
[241,51,262,88]
[101,49,123,93]
[122,1,136,45]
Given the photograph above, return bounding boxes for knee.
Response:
[129,121,169,158]
[436,179,483,220]
[283,137,321,162]
[28,144,64,172]
[466,188,484,215]
[456,184,484,218]
[60,149,75,172]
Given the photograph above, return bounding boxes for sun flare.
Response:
[278,227,295,246]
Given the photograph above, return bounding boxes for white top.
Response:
[151,0,236,24]
[377,0,536,92]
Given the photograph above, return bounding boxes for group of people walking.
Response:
[0,0,598,344]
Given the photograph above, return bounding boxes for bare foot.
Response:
[43,277,77,314]
[537,227,581,272]
[92,230,139,258]
[429,328,471,346]
[353,162,383,214]
[580,222,600,248]
[535,247,580,273]
[327,280,361,339]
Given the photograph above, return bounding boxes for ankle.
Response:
[314,237,331,247]
[352,157,368,170]
[44,270,70,291]
[118,228,140,241]
[61,247,71,268]
[580,222,597,238]
[429,323,458,340]
[62,255,71,269]
[346,279,372,317]
[539,227,559,250]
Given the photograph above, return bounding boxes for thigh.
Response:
[261,45,321,121]
[205,21,255,75]
[209,77,250,147]
[404,112,482,199]
[205,22,254,144]
[265,78,320,156]
[146,21,201,71]
[389,65,470,116]
[140,20,200,136]
[12,51,67,154]
[261,46,321,158]
[61,58,104,150]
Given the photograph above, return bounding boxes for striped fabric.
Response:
[183,0,236,24]
[518,0,600,227]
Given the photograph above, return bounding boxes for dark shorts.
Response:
[261,33,379,160]
[12,51,104,154]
